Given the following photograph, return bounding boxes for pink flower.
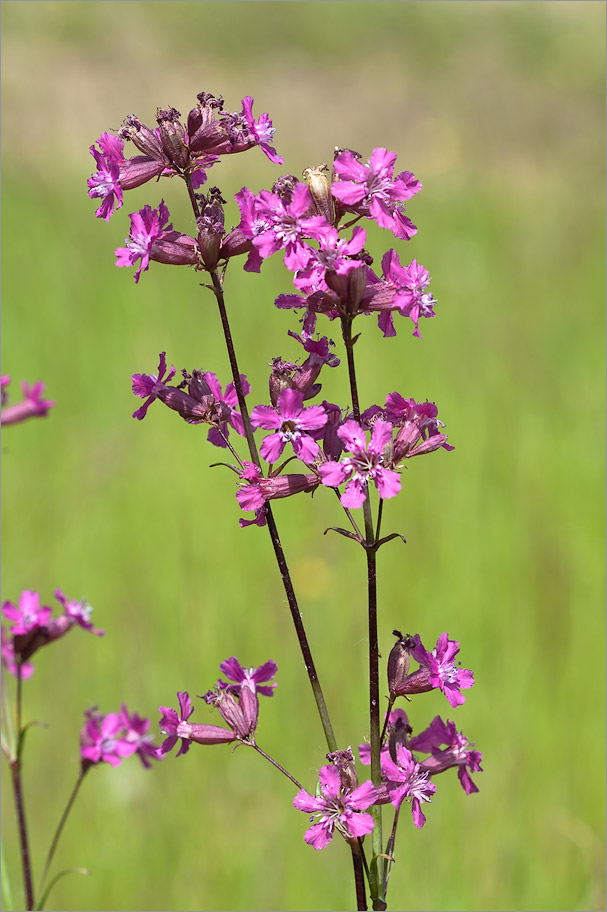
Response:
[87,132,125,221]
[201,372,249,447]
[218,657,277,697]
[410,715,483,795]
[120,705,159,769]
[292,226,367,292]
[332,148,420,240]
[293,764,377,850]
[251,389,327,464]
[394,633,475,708]
[238,96,283,164]
[380,743,436,828]
[237,182,329,273]
[1,379,55,426]
[2,589,104,664]
[189,94,283,164]
[235,463,319,528]
[131,352,177,420]
[2,590,52,635]
[157,691,236,758]
[115,201,199,283]
[319,418,400,508]
[80,711,137,769]
[385,393,454,456]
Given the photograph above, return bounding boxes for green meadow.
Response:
[1,2,604,910]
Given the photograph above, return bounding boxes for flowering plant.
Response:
[3,88,482,912]
[83,88,484,911]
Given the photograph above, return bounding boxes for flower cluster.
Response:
[1,376,54,427]
[1,589,104,675]
[80,705,158,771]
[239,153,435,340]
[130,344,452,524]
[87,88,483,909]
[157,658,276,757]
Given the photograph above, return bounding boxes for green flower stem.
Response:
[341,315,386,909]
[37,771,87,908]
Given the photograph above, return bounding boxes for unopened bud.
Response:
[387,630,418,696]
[157,107,189,169]
[196,189,226,270]
[303,164,334,224]
[326,747,358,790]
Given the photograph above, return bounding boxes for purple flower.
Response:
[237,183,330,273]
[380,743,436,828]
[293,764,377,850]
[131,352,177,420]
[395,633,475,707]
[115,201,199,283]
[410,715,483,795]
[157,691,236,758]
[292,226,367,292]
[2,589,104,665]
[1,380,55,427]
[80,711,136,769]
[251,389,327,464]
[120,704,159,769]
[218,657,277,697]
[189,95,283,164]
[358,251,436,338]
[115,201,171,283]
[2,590,52,635]
[53,589,104,636]
[238,96,283,164]
[235,462,319,526]
[201,372,249,447]
[87,132,125,221]
[332,148,420,240]
[385,393,454,456]
[319,418,400,508]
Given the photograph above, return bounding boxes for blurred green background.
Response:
[1,2,604,910]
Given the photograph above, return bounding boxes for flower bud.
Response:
[386,709,412,763]
[157,107,189,169]
[388,630,419,696]
[326,747,358,791]
[268,357,298,407]
[303,164,334,224]
[150,232,200,267]
[325,263,367,317]
[119,115,166,161]
[196,188,226,270]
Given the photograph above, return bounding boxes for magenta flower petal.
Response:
[303,823,334,850]
[317,764,341,799]
[292,434,320,463]
[259,433,286,463]
[319,461,348,488]
[251,405,282,430]
[343,810,375,838]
